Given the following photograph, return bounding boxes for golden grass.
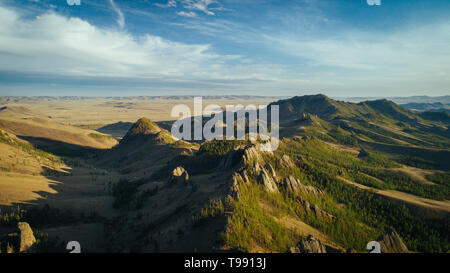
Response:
[0,173,59,206]
[0,116,117,149]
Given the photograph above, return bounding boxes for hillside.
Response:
[1,95,449,253]
[0,117,118,156]
[267,95,450,156]
[99,118,198,176]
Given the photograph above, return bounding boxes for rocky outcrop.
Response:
[217,145,246,169]
[265,163,278,180]
[258,168,278,193]
[18,222,36,252]
[278,154,295,169]
[242,142,273,166]
[297,196,335,222]
[287,235,327,253]
[376,229,409,253]
[168,167,190,186]
[228,143,280,197]
[311,204,335,222]
[283,176,322,197]
[297,196,312,212]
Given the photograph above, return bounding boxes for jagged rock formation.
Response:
[296,196,335,222]
[283,176,322,197]
[376,229,409,253]
[287,235,328,253]
[258,167,278,193]
[227,142,279,198]
[168,166,190,186]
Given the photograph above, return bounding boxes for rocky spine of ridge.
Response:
[226,141,324,201]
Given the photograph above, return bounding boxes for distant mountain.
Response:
[336,95,450,105]
[420,111,450,123]
[400,102,450,112]
[268,94,420,124]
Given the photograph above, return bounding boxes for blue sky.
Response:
[0,0,449,97]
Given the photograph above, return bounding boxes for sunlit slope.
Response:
[0,129,65,205]
[0,116,118,150]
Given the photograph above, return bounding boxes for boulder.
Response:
[288,235,327,253]
[297,196,311,213]
[278,154,295,169]
[258,168,278,193]
[18,222,36,253]
[265,163,277,181]
[168,167,189,186]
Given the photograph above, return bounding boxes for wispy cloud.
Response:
[0,4,286,87]
[154,0,177,8]
[177,11,197,17]
[109,0,125,29]
[181,0,217,16]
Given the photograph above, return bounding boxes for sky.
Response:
[0,0,449,97]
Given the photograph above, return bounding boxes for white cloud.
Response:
[154,0,177,8]
[181,0,216,16]
[109,0,125,29]
[177,11,197,17]
[0,4,286,86]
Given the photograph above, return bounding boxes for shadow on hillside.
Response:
[18,135,107,158]
[360,140,450,170]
